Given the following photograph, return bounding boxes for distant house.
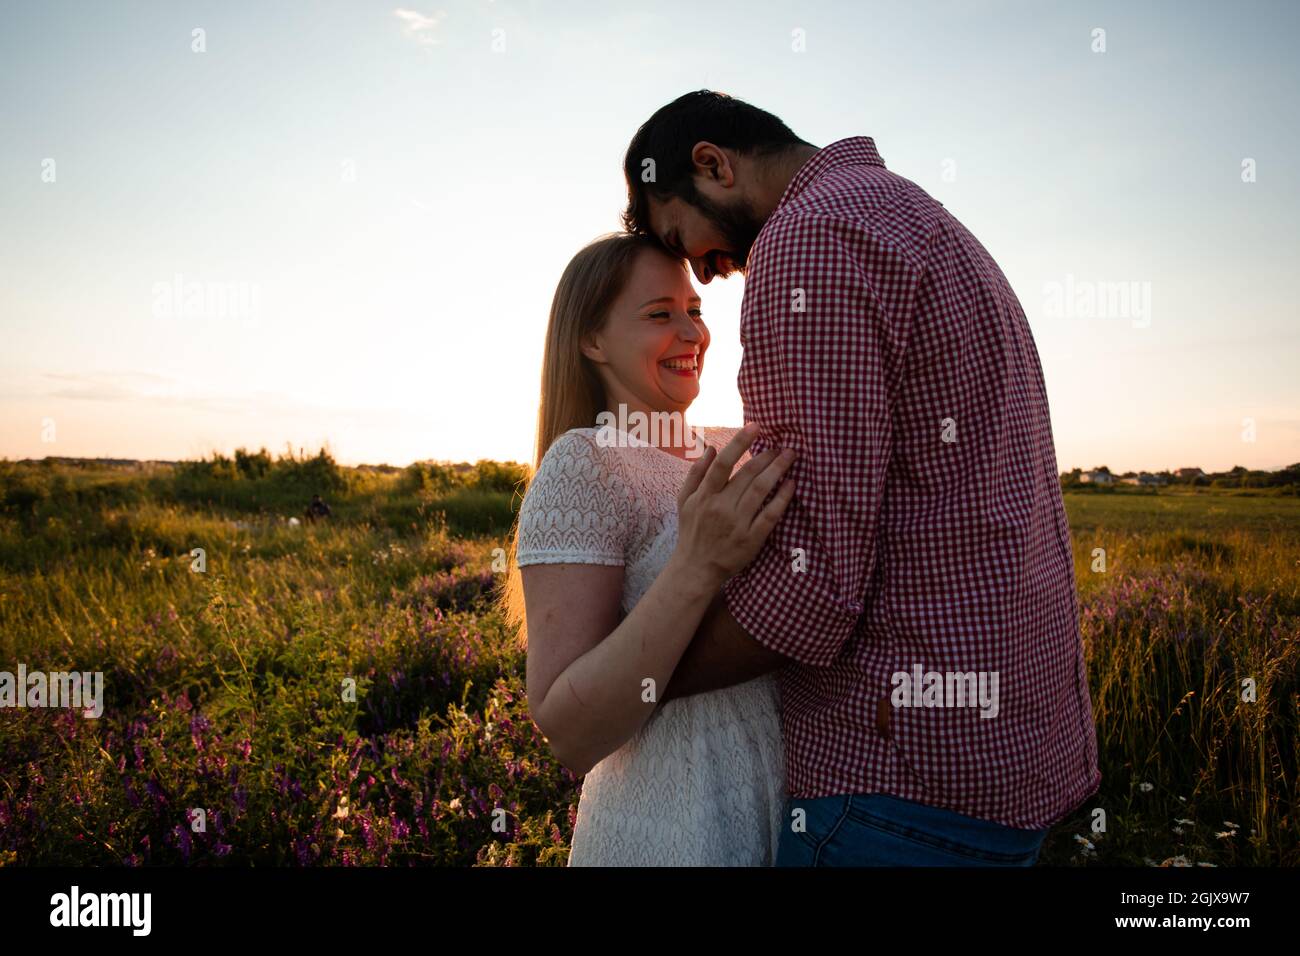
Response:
[1121,472,1166,486]
[1080,469,1113,485]
[1177,467,1205,479]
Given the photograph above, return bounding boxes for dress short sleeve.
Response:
[516,430,631,567]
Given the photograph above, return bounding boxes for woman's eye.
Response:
[646,309,701,321]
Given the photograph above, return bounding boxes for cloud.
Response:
[43,371,172,403]
[40,371,291,416]
[393,8,446,46]
[33,370,423,428]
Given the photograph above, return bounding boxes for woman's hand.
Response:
[672,422,797,591]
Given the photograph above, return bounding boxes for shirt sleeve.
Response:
[722,213,902,668]
[515,430,631,567]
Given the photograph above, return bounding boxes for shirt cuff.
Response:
[722,572,858,669]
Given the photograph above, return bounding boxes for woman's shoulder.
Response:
[546,424,663,468]
[535,427,600,471]
[533,427,634,486]
[545,425,631,460]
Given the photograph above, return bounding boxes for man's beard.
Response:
[690,192,766,273]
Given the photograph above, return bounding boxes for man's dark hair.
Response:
[621,90,811,237]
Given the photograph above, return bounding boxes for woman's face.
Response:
[583,247,710,416]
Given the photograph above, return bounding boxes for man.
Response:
[622,90,1100,866]
[305,494,331,523]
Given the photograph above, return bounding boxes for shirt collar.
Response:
[775,136,886,212]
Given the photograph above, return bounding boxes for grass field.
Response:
[1,460,1296,866]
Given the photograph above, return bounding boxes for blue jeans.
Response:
[775,793,1048,866]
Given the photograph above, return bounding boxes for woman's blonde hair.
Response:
[497,232,670,648]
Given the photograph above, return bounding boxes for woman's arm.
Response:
[522,554,718,775]
[523,424,795,776]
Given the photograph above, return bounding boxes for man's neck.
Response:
[753,143,820,219]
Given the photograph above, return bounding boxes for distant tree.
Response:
[234,447,273,480]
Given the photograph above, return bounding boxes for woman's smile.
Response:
[659,352,699,378]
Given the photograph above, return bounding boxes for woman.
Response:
[499,232,796,866]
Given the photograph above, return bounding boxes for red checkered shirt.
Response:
[721,136,1100,829]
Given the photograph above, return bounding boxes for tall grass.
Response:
[0,467,1295,866]
[1042,515,1300,865]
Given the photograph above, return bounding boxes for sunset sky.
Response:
[2,0,1298,472]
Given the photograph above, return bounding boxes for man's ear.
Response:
[690,141,735,187]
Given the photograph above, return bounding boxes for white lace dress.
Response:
[515,424,786,866]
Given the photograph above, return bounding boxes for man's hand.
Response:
[660,592,792,704]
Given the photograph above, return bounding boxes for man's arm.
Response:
[664,213,896,696]
[659,592,792,704]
